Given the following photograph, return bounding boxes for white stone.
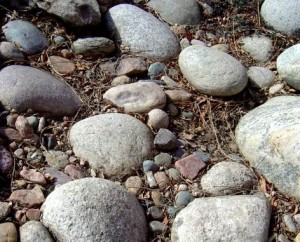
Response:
[240,35,273,63]
[201,161,256,195]
[103,82,166,113]
[20,221,54,242]
[69,113,154,177]
[147,109,169,129]
[236,96,300,199]
[147,0,201,25]
[248,66,275,88]
[105,4,180,61]
[171,194,270,242]
[261,0,300,35]
[179,45,247,96]
[277,44,300,90]
[41,178,147,241]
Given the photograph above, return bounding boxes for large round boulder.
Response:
[69,113,154,177]
[41,178,147,241]
[179,45,248,96]
[105,4,180,61]
[236,96,300,199]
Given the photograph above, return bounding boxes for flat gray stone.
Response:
[0,65,81,116]
[147,0,201,25]
[277,44,300,90]
[69,113,154,177]
[103,82,166,113]
[261,0,300,35]
[248,66,275,88]
[179,45,248,96]
[240,35,273,63]
[41,178,147,242]
[105,4,180,61]
[201,161,256,195]
[171,194,271,242]
[2,20,49,54]
[20,221,54,242]
[33,0,101,26]
[72,37,115,57]
[235,96,300,199]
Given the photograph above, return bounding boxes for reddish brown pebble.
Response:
[0,127,22,142]
[26,208,41,221]
[20,168,47,185]
[64,164,85,180]
[48,55,76,75]
[116,57,147,76]
[8,186,45,208]
[175,154,206,180]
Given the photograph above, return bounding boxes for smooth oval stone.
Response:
[179,45,248,96]
[247,66,275,88]
[41,178,147,242]
[236,96,300,199]
[103,82,166,113]
[261,0,300,35]
[105,4,180,61]
[0,222,18,242]
[0,65,81,116]
[0,41,24,60]
[277,44,300,90]
[147,0,201,25]
[34,0,101,26]
[3,20,49,54]
[171,194,271,242]
[69,113,154,177]
[20,221,54,242]
[48,56,76,75]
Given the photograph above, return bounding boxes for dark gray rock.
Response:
[72,37,115,57]
[105,4,180,61]
[175,191,194,209]
[3,20,49,54]
[33,0,101,26]
[154,128,177,150]
[147,0,201,25]
[41,178,148,242]
[20,221,54,242]
[149,221,167,235]
[143,160,157,172]
[148,206,164,220]
[148,62,167,79]
[0,65,81,116]
[42,167,72,186]
[0,146,13,176]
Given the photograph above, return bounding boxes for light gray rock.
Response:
[147,109,169,129]
[105,4,180,61]
[235,96,300,199]
[2,20,49,54]
[41,178,147,242]
[111,75,131,86]
[0,42,24,59]
[201,161,256,195]
[179,45,247,96]
[0,65,81,116]
[269,83,284,95]
[20,221,54,242]
[0,202,11,221]
[103,82,166,113]
[33,0,101,26]
[247,66,275,88]
[147,0,201,25]
[171,194,271,242]
[69,113,154,177]
[72,37,115,57]
[240,35,273,63]
[277,44,300,90]
[261,0,300,35]
[43,150,69,170]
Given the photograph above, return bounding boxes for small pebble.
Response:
[283,214,297,233]
[167,206,178,218]
[53,35,65,44]
[211,44,229,52]
[14,148,24,158]
[47,135,57,149]
[167,103,179,116]
[148,206,164,220]
[154,128,177,150]
[20,167,47,185]
[193,150,210,163]
[43,150,69,170]
[191,39,206,46]
[148,62,167,79]
[165,89,192,102]
[147,109,169,130]
[180,38,191,49]
[149,221,166,235]
[0,202,11,221]
[269,83,284,95]
[166,168,181,181]
[64,164,85,180]
[25,208,41,221]
[161,75,177,87]
[154,153,172,167]
[143,160,158,172]
[38,117,46,132]
[111,75,131,86]
[15,116,34,139]
[125,176,142,196]
[151,191,167,208]
[145,171,157,188]
[178,184,188,191]
[26,116,39,130]
[154,171,169,189]
[6,114,18,126]
[278,234,291,242]
[175,191,194,209]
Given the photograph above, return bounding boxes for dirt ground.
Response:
[0,0,300,241]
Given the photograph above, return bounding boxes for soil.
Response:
[0,0,299,241]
